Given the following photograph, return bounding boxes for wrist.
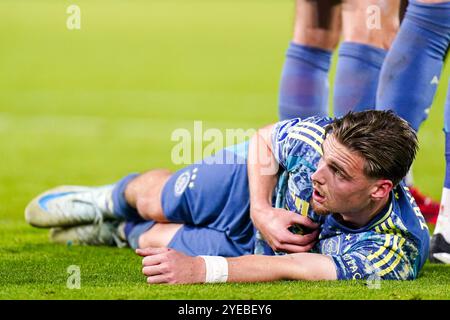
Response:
[195,256,207,283]
[199,256,229,283]
[250,203,274,220]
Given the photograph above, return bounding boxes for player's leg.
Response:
[46,143,255,255]
[430,79,450,263]
[118,169,172,222]
[24,169,172,228]
[131,222,183,249]
[333,0,400,117]
[44,168,178,247]
[375,0,450,222]
[278,0,341,120]
[48,219,182,248]
[50,204,254,256]
[130,145,254,257]
[376,0,450,130]
[125,221,254,257]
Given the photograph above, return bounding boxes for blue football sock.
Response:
[333,42,387,117]
[278,42,332,120]
[376,0,450,131]
[124,221,156,249]
[111,173,144,222]
[444,80,450,188]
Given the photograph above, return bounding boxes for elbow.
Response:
[281,254,338,281]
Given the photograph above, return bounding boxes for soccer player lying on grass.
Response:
[25,110,430,283]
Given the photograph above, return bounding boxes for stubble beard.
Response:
[310,198,331,216]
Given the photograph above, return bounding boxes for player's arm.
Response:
[136,247,337,284]
[248,123,319,253]
[227,252,337,282]
[247,123,279,212]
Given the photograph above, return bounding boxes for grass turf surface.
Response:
[1,0,450,299]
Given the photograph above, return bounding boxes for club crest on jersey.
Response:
[174,168,198,196]
[321,236,341,255]
[174,171,191,196]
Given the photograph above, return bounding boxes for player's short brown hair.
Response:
[326,110,418,186]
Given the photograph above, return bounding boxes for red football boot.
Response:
[409,186,440,225]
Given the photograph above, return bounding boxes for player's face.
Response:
[310,134,377,218]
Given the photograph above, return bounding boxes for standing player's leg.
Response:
[376,0,450,222]
[278,0,341,120]
[376,0,450,130]
[333,0,400,117]
[430,79,450,263]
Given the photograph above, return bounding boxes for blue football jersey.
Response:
[254,116,430,280]
[317,183,430,280]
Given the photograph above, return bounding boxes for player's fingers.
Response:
[147,274,169,285]
[283,229,320,246]
[278,240,317,254]
[136,247,169,257]
[298,229,320,244]
[142,254,165,267]
[142,265,164,277]
[290,215,319,229]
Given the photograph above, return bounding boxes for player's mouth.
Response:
[313,188,326,203]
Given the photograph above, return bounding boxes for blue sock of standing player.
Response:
[376,0,450,131]
[433,80,450,260]
[333,42,387,117]
[278,42,332,120]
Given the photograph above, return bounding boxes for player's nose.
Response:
[311,162,326,185]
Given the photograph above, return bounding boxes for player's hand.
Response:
[136,247,206,284]
[251,207,319,253]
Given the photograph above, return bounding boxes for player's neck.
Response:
[335,196,390,229]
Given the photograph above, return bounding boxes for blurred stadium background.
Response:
[0,0,449,299]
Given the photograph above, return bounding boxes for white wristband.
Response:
[199,256,229,283]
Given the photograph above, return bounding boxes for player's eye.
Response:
[331,166,344,178]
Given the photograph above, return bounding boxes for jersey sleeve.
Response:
[271,116,330,170]
[271,118,302,169]
[331,234,420,280]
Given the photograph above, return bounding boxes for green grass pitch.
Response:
[1,0,450,299]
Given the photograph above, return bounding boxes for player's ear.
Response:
[370,179,393,200]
